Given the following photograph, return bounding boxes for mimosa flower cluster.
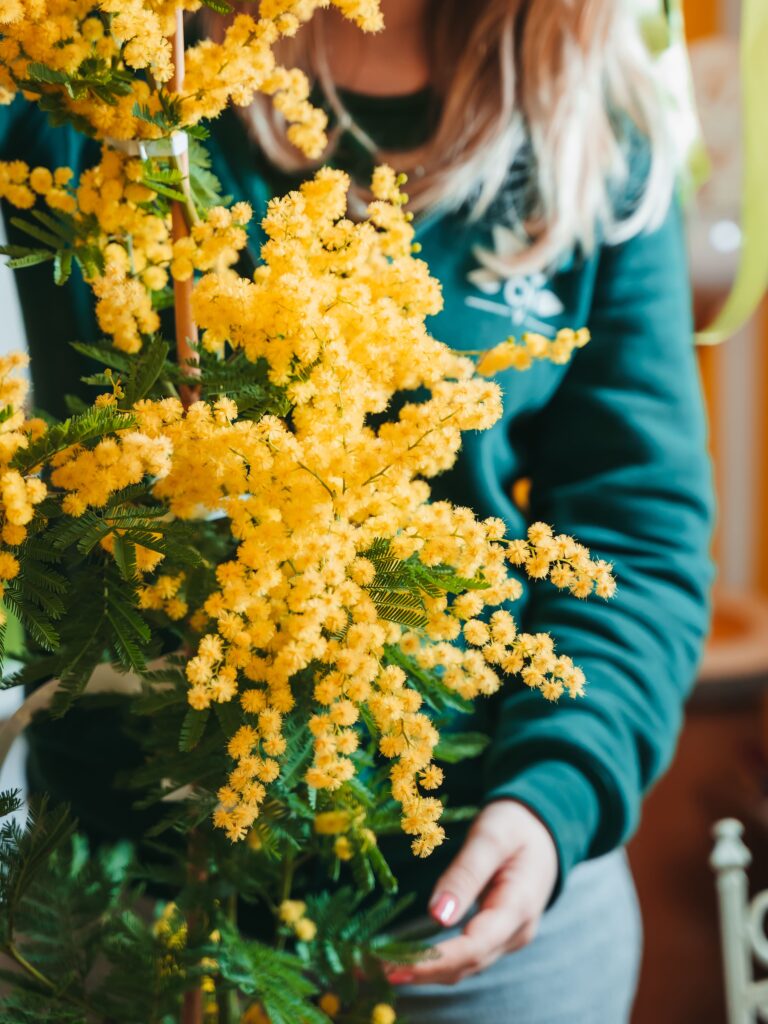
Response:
[0,355,47,623]
[0,0,612,865]
[49,428,171,516]
[0,163,611,857]
[0,0,381,148]
[139,167,604,854]
[0,0,199,96]
[0,148,253,352]
[0,1,622,1019]
[506,521,618,600]
[476,327,592,375]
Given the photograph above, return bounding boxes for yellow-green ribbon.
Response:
[696,0,768,344]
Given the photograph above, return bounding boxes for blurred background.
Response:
[629,1,768,1022]
[0,0,765,1020]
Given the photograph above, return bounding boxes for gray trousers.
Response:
[395,850,642,1023]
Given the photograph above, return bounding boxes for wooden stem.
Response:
[169,8,200,407]
[180,830,209,1024]
[182,987,204,1024]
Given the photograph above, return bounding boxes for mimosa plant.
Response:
[0,2,613,1021]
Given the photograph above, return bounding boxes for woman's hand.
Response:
[388,800,559,987]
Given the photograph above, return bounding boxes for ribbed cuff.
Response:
[483,758,601,903]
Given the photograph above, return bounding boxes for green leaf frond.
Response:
[11,405,134,476]
[363,538,489,631]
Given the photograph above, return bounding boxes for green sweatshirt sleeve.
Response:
[0,97,25,154]
[482,200,715,894]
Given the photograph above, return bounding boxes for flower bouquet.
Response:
[0,2,612,1021]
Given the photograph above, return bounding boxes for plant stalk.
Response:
[182,986,204,1024]
[4,943,95,1016]
[5,942,56,991]
[180,823,212,1024]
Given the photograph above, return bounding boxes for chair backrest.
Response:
[711,819,768,1023]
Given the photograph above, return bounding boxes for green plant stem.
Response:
[280,854,296,905]
[297,462,336,500]
[171,151,201,229]
[275,854,297,952]
[217,986,240,1024]
[5,942,56,991]
[3,943,94,1016]
[213,885,241,1021]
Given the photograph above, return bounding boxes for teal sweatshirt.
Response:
[0,88,715,899]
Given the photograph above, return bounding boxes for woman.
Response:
[0,1,714,1020]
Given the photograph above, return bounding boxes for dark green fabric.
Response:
[0,88,714,900]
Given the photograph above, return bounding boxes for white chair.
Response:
[711,819,768,1023]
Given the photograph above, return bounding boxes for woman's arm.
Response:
[483,198,715,879]
[392,199,715,987]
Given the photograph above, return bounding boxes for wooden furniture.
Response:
[711,818,768,1024]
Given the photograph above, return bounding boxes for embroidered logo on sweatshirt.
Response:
[466,225,564,336]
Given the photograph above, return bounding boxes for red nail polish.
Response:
[430,892,458,926]
[387,970,415,985]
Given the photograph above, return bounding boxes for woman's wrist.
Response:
[484,757,602,900]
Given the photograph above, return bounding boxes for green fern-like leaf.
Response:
[0,798,75,929]
[105,574,150,672]
[70,340,133,374]
[42,561,150,717]
[213,700,243,740]
[299,888,422,1004]
[29,208,75,243]
[1,514,68,655]
[22,57,133,104]
[111,532,137,582]
[8,215,60,249]
[1,590,60,652]
[0,245,55,269]
[120,334,170,407]
[12,406,133,475]
[193,351,291,419]
[179,707,210,752]
[371,602,428,630]
[383,644,472,716]
[411,560,491,595]
[433,731,490,764]
[217,933,327,1024]
[49,634,105,717]
[48,509,110,555]
[0,990,85,1023]
[0,790,22,820]
[199,0,233,14]
[188,137,230,211]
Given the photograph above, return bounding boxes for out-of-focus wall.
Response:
[686,0,768,596]
[630,4,768,1022]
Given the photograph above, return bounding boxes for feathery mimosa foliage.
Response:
[0,1,614,1021]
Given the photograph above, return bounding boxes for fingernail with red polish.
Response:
[429,891,458,926]
[387,970,415,985]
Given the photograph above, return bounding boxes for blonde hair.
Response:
[224,0,675,272]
